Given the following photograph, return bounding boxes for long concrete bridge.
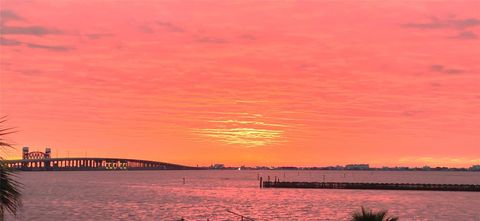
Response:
[4,147,195,171]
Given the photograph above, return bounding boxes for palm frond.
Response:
[0,116,22,218]
[351,207,399,221]
[0,163,23,217]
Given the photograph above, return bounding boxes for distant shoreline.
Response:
[206,167,480,172]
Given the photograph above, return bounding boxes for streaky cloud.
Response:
[0,10,22,22]
[0,37,72,52]
[0,37,22,46]
[1,25,63,36]
[156,21,185,33]
[86,33,114,40]
[430,64,464,74]
[451,31,478,40]
[193,127,284,147]
[196,36,227,44]
[26,43,72,52]
[403,17,480,30]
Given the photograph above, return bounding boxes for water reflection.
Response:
[10,171,480,220]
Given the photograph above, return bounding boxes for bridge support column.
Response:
[45,160,51,170]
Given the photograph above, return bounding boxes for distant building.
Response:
[469,165,480,171]
[345,164,369,170]
[211,164,225,169]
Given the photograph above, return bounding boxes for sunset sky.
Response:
[1,0,479,167]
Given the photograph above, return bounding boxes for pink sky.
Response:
[1,0,479,167]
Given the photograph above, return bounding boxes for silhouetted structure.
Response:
[345,164,370,170]
[470,165,480,171]
[6,147,194,171]
[262,181,480,192]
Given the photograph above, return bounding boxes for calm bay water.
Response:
[8,170,480,220]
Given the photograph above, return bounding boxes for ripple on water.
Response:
[7,170,480,220]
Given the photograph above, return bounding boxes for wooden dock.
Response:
[261,181,480,192]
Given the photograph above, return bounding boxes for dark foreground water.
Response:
[7,170,480,220]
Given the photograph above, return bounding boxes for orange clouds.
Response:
[1,0,479,167]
